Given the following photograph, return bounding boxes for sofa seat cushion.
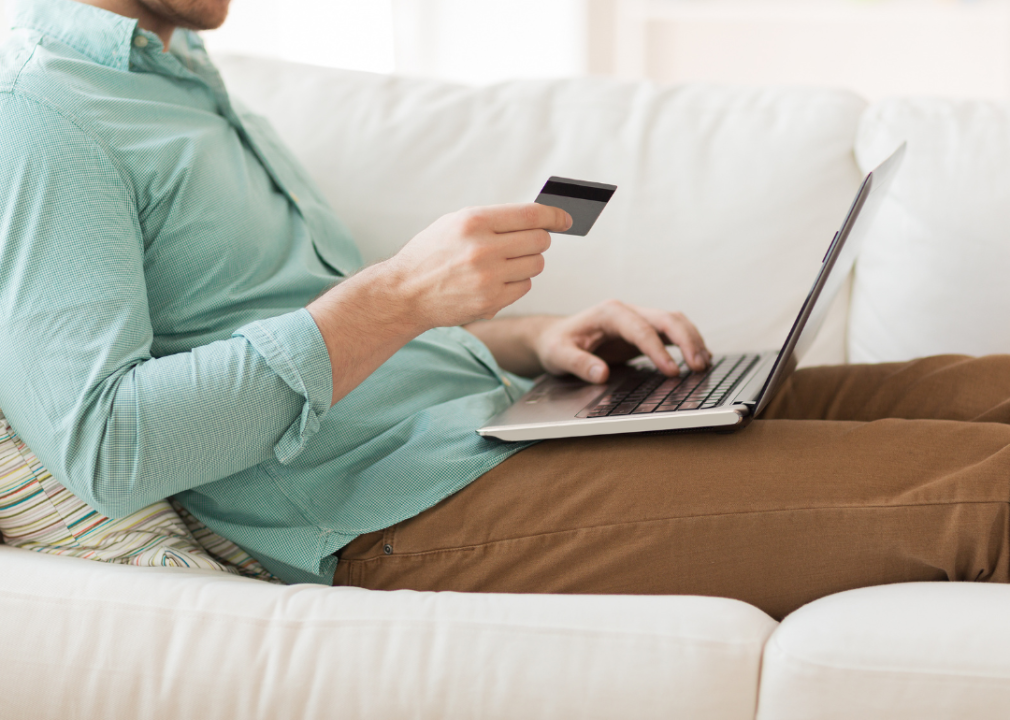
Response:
[757,583,1010,720]
[0,545,777,719]
[851,98,1010,362]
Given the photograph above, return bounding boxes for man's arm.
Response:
[0,97,569,518]
[306,204,572,406]
[462,315,559,378]
[466,301,712,385]
[0,97,344,517]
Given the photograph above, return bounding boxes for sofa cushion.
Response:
[216,55,866,366]
[0,545,777,719]
[756,583,1010,720]
[0,415,276,581]
[851,99,1010,362]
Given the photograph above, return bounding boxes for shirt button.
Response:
[134,36,149,48]
[502,377,512,387]
[290,193,300,203]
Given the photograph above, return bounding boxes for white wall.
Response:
[202,0,396,74]
[5,0,1010,102]
[392,0,588,83]
[620,0,1010,103]
[203,0,588,84]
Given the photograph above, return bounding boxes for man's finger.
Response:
[633,305,710,371]
[601,302,679,376]
[494,228,552,260]
[484,203,573,234]
[548,344,611,384]
[502,253,546,282]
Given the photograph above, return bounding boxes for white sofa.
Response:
[2,55,1010,719]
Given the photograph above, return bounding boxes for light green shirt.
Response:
[0,0,533,584]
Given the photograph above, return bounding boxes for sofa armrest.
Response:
[0,545,775,719]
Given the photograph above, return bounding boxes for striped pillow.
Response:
[169,497,279,583]
[0,414,279,582]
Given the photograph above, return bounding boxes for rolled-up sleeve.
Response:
[234,310,333,464]
[0,95,333,518]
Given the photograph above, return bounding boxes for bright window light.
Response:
[202,0,396,74]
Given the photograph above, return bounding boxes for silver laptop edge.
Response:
[479,144,907,442]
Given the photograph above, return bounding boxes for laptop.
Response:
[478,143,906,442]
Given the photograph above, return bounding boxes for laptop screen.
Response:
[753,143,907,416]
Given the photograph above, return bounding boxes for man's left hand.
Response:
[531,300,711,384]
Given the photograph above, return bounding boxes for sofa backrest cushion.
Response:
[851,99,1010,363]
[216,56,866,366]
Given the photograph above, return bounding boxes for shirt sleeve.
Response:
[0,94,333,518]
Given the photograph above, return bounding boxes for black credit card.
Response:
[534,176,617,236]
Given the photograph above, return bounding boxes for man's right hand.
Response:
[307,203,571,406]
[382,204,572,328]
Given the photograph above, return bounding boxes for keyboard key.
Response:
[632,403,659,414]
[611,403,639,416]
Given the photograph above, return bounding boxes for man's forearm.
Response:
[464,315,560,378]
[307,263,427,406]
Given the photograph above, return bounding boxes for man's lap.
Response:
[334,356,1010,619]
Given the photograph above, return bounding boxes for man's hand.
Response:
[307,203,570,406]
[465,301,711,385]
[534,301,711,383]
[383,204,572,328]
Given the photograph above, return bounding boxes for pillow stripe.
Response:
[169,499,282,583]
[0,417,280,581]
[0,419,225,569]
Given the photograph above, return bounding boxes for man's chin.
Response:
[142,0,231,32]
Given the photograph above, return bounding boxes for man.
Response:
[1,0,1008,621]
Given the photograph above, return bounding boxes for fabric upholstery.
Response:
[850,98,1010,362]
[216,56,866,368]
[0,544,777,720]
[757,583,1010,720]
[0,413,276,581]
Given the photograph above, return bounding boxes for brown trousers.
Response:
[333,355,1010,620]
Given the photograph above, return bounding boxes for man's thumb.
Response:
[557,346,608,384]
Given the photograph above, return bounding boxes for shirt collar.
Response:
[11,0,206,73]
[12,0,139,70]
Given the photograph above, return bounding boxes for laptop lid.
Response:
[751,143,906,417]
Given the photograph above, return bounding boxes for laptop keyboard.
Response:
[578,354,761,418]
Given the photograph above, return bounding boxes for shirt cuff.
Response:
[233,308,333,464]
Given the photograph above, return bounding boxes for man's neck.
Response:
[73,0,176,49]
